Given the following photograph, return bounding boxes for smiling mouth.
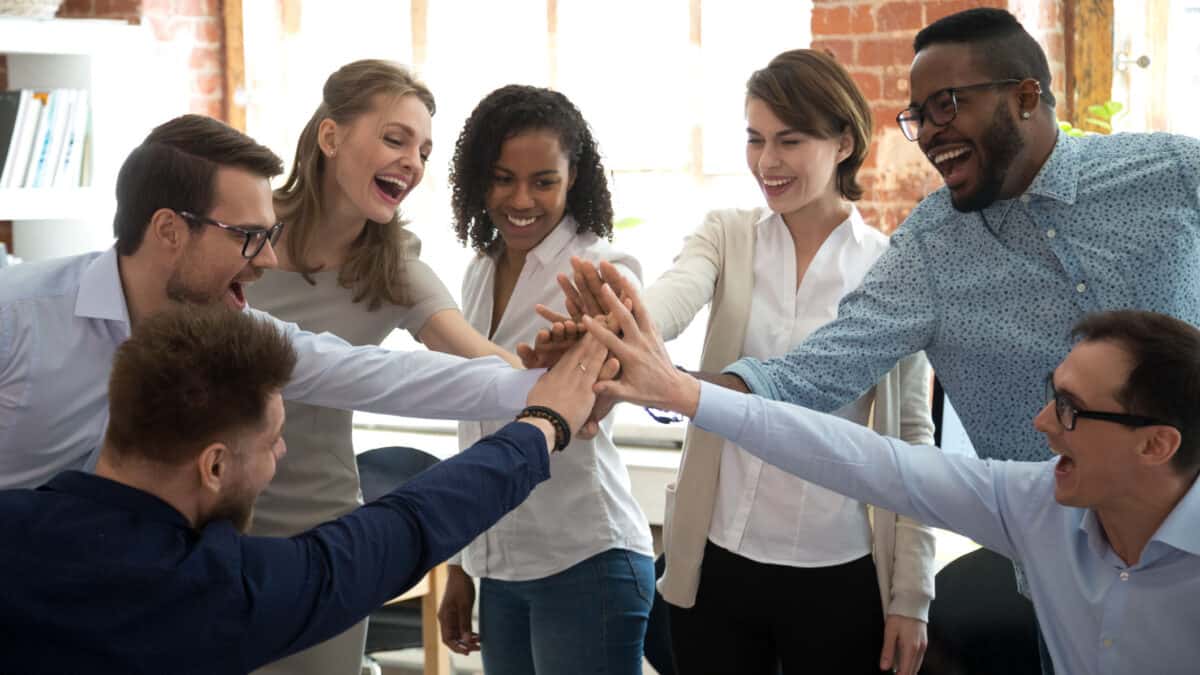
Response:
[507,214,538,228]
[228,281,246,308]
[1055,454,1075,476]
[374,175,409,200]
[927,145,973,186]
[762,177,795,188]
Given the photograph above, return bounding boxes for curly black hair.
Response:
[450,84,614,254]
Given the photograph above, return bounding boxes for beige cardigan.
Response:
[645,207,937,620]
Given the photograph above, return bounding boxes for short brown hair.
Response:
[746,49,872,201]
[104,308,297,464]
[1072,310,1200,476]
[113,115,284,256]
[274,59,436,310]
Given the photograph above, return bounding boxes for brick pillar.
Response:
[57,0,226,120]
[811,0,1066,233]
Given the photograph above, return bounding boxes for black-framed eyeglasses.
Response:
[1044,374,1171,432]
[896,79,1023,142]
[177,210,284,259]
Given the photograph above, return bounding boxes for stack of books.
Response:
[0,88,91,189]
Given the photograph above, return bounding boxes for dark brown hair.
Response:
[1072,310,1200,476]
[113,114,284,256]
[450,84,613,254]
[104,307,297,464]
[746,49,872,201]
[274,59,436,309]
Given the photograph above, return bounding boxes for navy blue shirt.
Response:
[0,422,550,674]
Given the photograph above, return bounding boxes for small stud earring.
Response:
[1021,111,1031,120]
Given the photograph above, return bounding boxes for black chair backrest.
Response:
[356,446,441,502]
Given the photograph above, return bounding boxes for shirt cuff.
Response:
[722,357,781,400]
[692,381,751,442]
[492,365,545,417]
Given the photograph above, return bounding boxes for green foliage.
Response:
[1058,100,1124,137]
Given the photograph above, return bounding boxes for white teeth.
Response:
[762,178,794,187]
[376,175,409,192]
[930,147,969,165]
[508,215,537,227]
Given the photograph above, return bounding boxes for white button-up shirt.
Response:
[0,248,540,489]
[708,207,884,567]
[455,217,654,580]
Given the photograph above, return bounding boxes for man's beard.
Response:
[206,490,255,533]
[165,250,223,306]
[950,100,1025,213]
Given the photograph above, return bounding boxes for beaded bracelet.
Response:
[516,405,571,452]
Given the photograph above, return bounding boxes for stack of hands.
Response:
[438,257,702,655]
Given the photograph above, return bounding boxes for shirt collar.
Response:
[1148,474,1200,556]
[40,470,191,530]
[759,205,870,245]
[1024,131,1078,205]
[1077,475,1200,560]
[74,246,132,325]
[526,215,579,269]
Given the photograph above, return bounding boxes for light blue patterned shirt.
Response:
[727,131,1200,461]
[0,248,540,490]
[693,382,1200,675]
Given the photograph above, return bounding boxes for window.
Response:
[242,0,814,444]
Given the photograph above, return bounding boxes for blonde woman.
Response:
[245,60,517,675]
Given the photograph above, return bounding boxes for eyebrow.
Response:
[382,122,433,148]
[1050,373,1091,409]
[492,165,562,177]
[746,127,804,139]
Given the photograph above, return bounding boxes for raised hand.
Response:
[581,261,701,418]
[524,330,619,435]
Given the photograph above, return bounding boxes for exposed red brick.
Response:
[173,0,217,14]
[858,36,912,67]
[189,97,224,119]
[188,46,222,72]
[812,38,856,67]
[55,0,96,17]
[881,69,912,103]
[194,18,223,44]
[813,6,852,35]
[851,71,883,100]
[193,72,223,97]
[850,5,875,33]
[1039,0,1061,29]
[924,0,1003,24]
[877,2,923,32]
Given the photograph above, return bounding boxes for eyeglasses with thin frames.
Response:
[1044,374,1171,432]
[177,210,284,259]
[896,79,1024,142]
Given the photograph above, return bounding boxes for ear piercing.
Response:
[1021,112,1031,120]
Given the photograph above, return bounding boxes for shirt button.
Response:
[1046,229,1056,239]
[1120,571,1130,581]
[1076,282,1087,293]
[1103,638,1114,648]
[1020,194,1031,204]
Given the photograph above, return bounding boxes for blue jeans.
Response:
[479,548,654,675]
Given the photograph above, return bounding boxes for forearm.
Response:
[887,514,937,621]
[688,368,749,393]
[690,382,1019,558]
[275,312,541,420]
[245,421,551,664]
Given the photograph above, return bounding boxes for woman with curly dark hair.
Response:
[437,84,654,674]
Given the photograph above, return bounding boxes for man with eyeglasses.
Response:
[0,114,543,490]
[582,277,1200,674]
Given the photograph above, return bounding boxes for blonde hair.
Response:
[274,59,436,310]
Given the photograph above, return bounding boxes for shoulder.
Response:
[701,206,770,235]
[888,190,957,246]
[0,252,98,306]
[572,233,643,283]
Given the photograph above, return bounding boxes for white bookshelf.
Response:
[0,17,153,261]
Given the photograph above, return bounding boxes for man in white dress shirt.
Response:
[0,114,539,489]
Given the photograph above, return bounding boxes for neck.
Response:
[1002,117,1058,199]
[94,445,201,529]
[295,174,371,271]
[498,245,528,278]
[780,193,853,254]
[1094,471,1195,566]
[116,252,168,330]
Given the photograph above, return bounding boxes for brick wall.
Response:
[811,0,1067,233]
[56,0,226,119]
